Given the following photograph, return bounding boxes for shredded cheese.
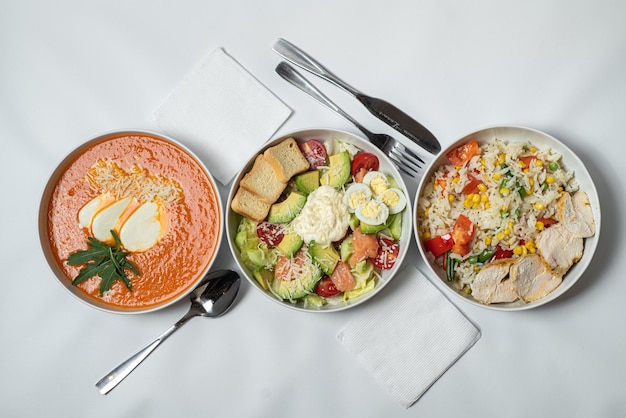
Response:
[85,159,183,206]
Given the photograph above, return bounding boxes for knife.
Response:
[272,38,441,154]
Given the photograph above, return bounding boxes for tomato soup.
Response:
[42,132,221,311]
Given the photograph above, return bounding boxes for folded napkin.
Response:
[337,264,481,408]
[154,47,292,185]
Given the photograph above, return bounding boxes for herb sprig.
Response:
[67,230,140,295]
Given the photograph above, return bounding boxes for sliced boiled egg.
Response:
[362,171,389,195]
[119,201,164,252]
[91,197,133,243]
[78,195,109,229]
[343,183,372,213]
[355,199,389,226]
[378,188,407,214]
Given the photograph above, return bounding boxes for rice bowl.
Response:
[414,126,600,311]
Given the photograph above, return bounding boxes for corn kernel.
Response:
[480,158,486,166]
[522,246,528,255]
[507,221,514,228]
[452,176,460,183]
[536,221,545,230]
[473,266,481,272]
[473,203,481,209]
[485,236,492,245]
[481,194,488,202]
[493,173,502,180]
[448,194,455,202]
[529,247,536,254]
[546,175,554,184]
[530,147,537,152]
[463,285,472,294]
[500,188,510,196]
[423,231,431,239]
[472,194,480,203]
[518,161,526,168]
[484,202,491,209]
[535,160,543,167]
[524,241,535,250]
[534,202,545,210]
[529,178,534,187]
[424,208,429,217]
[496,232,505,241]
[523,168,529,173]
[497,153,505,164]
[513,246,523,255]
[504,228,511,235]
[455,165,462,170]
[464,199,473,209]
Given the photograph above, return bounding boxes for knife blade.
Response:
[272,38,441,154]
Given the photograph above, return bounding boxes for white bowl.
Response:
[39,130,223,314]
[414,125,601,311]
[226,128,412,312]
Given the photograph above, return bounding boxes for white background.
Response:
[1,1,625,417]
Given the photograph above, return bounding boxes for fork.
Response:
[275,62,423,177]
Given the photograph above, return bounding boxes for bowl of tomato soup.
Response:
[39,130,223,313]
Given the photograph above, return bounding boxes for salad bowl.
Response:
[226,128,413,312]
[414,125,601,311]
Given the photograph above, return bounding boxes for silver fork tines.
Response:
[275,62,422,178]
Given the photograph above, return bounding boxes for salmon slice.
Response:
[329,261,356,292]
[349,227,379,266]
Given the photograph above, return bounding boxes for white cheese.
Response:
[91,197,133,243]
[120,201,163,252]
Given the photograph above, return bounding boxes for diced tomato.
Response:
[299,139,327,169]
[351,152,379,176]
[256,222,284,246]
[494,245,514,260]
[462,175,484,195]
[315,276,341,297]
[520,155,537,169]
[328,261,356,292]
[423,233,454,258]
[538,217,558,227]
[451,214,475,256]
[349,227,379,266]
[446,140,481,166]
[436,178,447,193]
[371,237,399,269]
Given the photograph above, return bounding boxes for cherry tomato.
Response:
[256,221,284,246]
[299,139,327,169]
[423,233,454,258]
[351,152,379,176]
[315,276,341,297]
[371,237,399,269]
[446,141,481,166]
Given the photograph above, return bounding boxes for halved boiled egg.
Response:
[355,199,389,226]
[120,201,165,252]
[343,183,372,213]
[362,171,389,195]
[378,188,407,214]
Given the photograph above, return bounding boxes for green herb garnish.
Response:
[67,230,140,295]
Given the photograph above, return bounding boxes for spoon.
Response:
[95,269,241,395]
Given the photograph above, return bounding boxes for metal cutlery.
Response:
[273,38,441,155]
[276,62,423,177]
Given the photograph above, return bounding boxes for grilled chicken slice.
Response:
[471,258,518,304]
[511,254,563,302]
[557,191,595,238]
[536,223,583,275]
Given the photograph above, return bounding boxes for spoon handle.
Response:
[95,312,195,395]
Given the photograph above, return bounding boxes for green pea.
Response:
[549,162,559,171]
[468,256,478,264]
[515,209,521,217]
[501,210,509,218]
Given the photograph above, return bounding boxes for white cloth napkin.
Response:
[337,264,481,408]
[154,47,292,185]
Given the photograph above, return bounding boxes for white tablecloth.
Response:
[1,1,624,416]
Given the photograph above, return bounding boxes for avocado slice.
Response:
[271,261,322,300]
[388,213,402,241]
[294,170,320,195]
[308,240,340,275]
[276,233,304,257]
[320,151,351,189]
[340,234,354,262]
[268,191,307,223]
